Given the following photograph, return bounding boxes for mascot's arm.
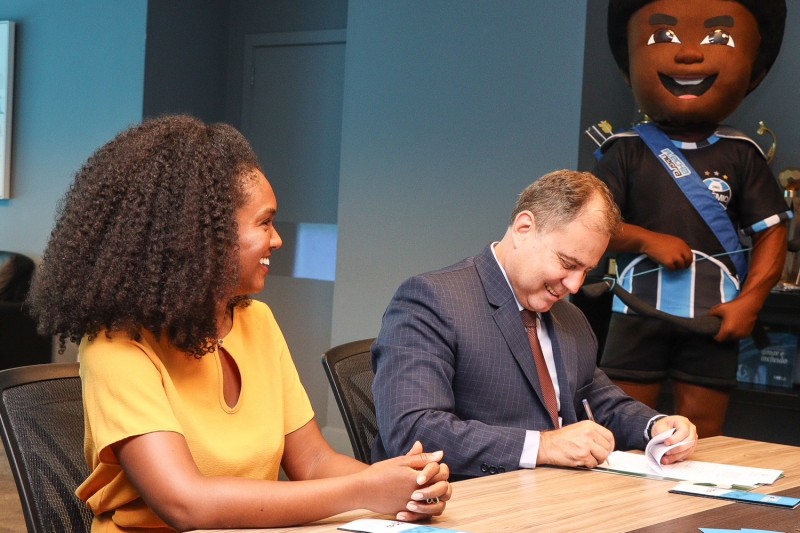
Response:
[710,223,788,341]
[609,223,694,271]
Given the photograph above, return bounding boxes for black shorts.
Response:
[599,313,739,389]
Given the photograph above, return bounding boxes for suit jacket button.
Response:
[489,466,498,474]
[480,463,489,473]
[498,467,506,473]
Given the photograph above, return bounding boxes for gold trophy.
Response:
[778,168,800,291]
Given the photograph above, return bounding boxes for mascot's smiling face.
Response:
[627,0,762,129]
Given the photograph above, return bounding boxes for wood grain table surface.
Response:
[193,436,800,533]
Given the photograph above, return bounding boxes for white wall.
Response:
[333,1,590,345]
[328,0,590,443]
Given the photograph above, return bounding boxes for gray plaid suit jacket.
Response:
[371,244,659,479]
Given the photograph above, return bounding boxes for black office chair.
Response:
[321,338,377,464]
[0,363,93,533]
[0,251,53,370]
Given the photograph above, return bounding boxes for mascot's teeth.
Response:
[673,77,705,86]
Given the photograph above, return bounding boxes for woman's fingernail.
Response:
[412,491,424,500]
[407,502,419,512]
[416,474,426,484]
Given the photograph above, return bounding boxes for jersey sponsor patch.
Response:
[658,147,691,178]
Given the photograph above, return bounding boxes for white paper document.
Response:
[596,429,783,487]
[338,518,470,533]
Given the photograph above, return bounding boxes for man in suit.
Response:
[372,169,697,480]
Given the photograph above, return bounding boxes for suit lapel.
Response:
[475,246,553,420]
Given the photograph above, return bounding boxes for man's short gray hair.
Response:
[511,169,621,237]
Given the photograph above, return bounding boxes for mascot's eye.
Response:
[701,29,735,47]
[647,28,681,45]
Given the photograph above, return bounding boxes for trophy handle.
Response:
[756,120,777,165]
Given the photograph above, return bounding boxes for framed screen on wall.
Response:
[1,21,15,200]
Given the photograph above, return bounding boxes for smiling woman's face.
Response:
[627,0,761,129]
[234,169,282,297]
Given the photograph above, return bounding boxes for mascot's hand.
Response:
[709,299,757,341]
[641,232,693,270]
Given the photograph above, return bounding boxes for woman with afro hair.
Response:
[27,115,451,532]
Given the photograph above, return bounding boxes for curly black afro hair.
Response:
[608,0,786,91]
[27,114,262,358]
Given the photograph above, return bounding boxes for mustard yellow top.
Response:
[76,301,314,532]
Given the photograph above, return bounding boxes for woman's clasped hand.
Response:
[360,441,452,521]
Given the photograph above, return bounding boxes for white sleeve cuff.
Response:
[519,430,540,469]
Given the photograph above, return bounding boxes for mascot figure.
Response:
[595,0,792,437]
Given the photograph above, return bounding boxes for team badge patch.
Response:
[704,176,731,209]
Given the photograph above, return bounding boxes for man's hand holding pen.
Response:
[537,398,695,469]
[537,419,615,469]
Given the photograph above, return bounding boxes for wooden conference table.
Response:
[195,436,800,532]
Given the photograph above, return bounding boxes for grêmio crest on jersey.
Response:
[702,171,732,209]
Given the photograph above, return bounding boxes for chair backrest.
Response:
[321,338,377,464]
[0,251,35,303]
[0,363,93,533]
[0,251,53,370]
[0,303,53,370]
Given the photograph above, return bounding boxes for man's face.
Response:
[627,0,762,128]
[505,199,609,313]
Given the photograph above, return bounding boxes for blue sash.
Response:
[634,123,748,280]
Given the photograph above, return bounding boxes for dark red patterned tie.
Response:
[521,310,559,428]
